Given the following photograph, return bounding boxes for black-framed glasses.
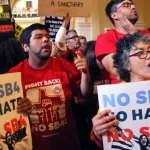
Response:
[117,2,136,9]
[129,49,150,59]
[67,35,79,40]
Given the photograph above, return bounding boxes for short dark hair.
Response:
[20,23,49,46]
[106,0,125,24]
[65,29,77,42]
[79,35,87,40]
[113,32,150,82]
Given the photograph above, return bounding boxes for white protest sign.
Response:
[38,0,92,17]
[0,72,32,150]
[98,81,150,150]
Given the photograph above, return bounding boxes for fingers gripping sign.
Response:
[63,12,71,28]
[92,109,119,140]
[74,51,88,74]
[17,97,32,114]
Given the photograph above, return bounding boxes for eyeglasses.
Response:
[129,47,150,59]
[67,35,79,40]
[117,2,136,9]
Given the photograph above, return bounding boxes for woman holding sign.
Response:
[92,32,150,149]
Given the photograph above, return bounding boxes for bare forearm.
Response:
[80,72,91,96]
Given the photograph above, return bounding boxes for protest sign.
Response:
[0,73,32,150]
[44,16,63,42]
[38,0,92,17]
[43,16,70,42]
[15,23,24,40]
[98,81,150,150]
[0,0,14,32]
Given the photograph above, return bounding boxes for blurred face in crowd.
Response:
[128,41,150,81]
[113,0,139,24]
[80,38,87,49]
[24,29,52,61]
[66,31,81,50]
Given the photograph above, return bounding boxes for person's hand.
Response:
[62,13,71,28]
[11,16,15,23]
[51,44,59,57]
[117,9,137,34]
[74,51,88,74]
[92,109,118,140]
[17,97,32,114]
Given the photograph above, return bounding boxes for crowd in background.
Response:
[1,0,150,150]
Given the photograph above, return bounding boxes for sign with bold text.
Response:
[0,73,32,150]
[98,81,150,150]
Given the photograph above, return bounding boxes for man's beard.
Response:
[36,51,51,60]
[128,16,138,25]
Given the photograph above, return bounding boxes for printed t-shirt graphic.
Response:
[28,84,67,137]
[8,58,81,150]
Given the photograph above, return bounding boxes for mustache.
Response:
[42,45,51,49]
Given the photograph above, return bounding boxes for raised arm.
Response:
[55,13,70,51]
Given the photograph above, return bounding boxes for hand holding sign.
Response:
[62,13,71,29]
[92,109,118,140]
[0,72,32,149]
[17,97,32,114]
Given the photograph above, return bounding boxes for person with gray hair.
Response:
[113,32,150,82]
[65,29,81,51]
[91,32,150,149]
[55,14,82,63]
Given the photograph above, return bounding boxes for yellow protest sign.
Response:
[15,23,24,40]
[0,72,32,150]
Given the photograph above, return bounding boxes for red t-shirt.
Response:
[8,58,81,150]
[95,29,150,84]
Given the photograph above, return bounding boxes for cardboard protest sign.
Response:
[98,81,150,150]
[38,0,92,17]
[0,73,32,150]
[0,0,14,32]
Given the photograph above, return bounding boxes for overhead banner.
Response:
[38,0,92,17]
[98,81,150,150]
[0,73,32,150]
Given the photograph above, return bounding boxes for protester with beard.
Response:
[95,0,150,84]
[55,14,93,150]
[8,23,90,150]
